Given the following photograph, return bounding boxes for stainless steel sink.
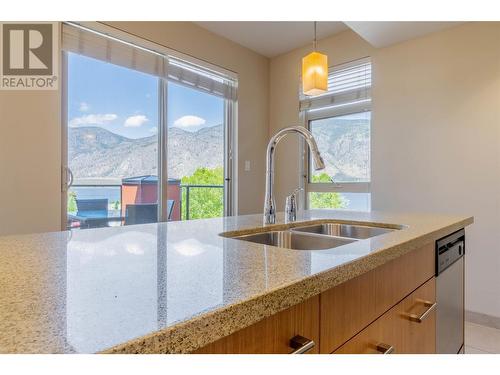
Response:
[233,230,356,251]
[290,223,395,239]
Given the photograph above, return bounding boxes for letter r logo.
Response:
[2,23,53,75]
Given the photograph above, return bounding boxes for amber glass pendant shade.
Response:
[302,51,328,96]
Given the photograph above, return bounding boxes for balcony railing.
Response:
[68,183,224,224]
[180,184,224,220]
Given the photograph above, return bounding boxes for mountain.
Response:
[68,118,369,182]
[68,125,223,180]
[312,118,370,182]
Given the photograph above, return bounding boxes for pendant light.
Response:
[302,22,328,96]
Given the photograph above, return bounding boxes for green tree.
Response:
[68,191,77,213]
[180,168,348,218]
[309,172,348,209]
[181,167,224,219]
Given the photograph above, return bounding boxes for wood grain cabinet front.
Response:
[398,277,436,354]
[193,295,320,354]
[334,277,436,354]
[319,243,434,353]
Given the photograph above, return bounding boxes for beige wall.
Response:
[269,22,500,318]
[0,90,62,236]
[0,22,270,236]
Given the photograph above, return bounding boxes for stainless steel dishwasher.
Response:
[436,229,465,354]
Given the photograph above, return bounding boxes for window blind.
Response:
[168,57,237,101]
[62,23,168,79]
[300,57,371,111]
[62,23,237,101]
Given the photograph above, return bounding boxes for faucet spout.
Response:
[264,126,325,224]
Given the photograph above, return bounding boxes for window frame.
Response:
[302,97,372,210]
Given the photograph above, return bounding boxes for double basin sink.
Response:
[228,223,398,251]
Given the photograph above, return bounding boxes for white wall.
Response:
[371,22,500,318]
[0,22,270,236]
[269,22,500,318]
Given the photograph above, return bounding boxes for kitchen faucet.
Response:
[264,126,326,224]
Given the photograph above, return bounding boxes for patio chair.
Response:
[124,200,175,226]
[124,203,158,225]
[74,198,109,228]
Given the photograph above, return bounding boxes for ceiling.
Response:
[195,22,348,58]
[344,22,463,48]
[195,21,462,58]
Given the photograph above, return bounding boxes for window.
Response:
[301,58,371,211]
[62,23,237,229]
[167,81,225,220]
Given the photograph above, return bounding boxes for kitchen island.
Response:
[0,210,472,354]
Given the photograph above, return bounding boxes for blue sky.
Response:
[68,53,224,139]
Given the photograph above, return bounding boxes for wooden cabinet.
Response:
[194,295,320,354]
[334,277,436,354]
[319,243,434,353]
[193,242,440,354]
[333,299,402,354]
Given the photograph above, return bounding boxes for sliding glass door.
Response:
[167,82,225,221]
[65,52,160,229]
[62,24,236,230]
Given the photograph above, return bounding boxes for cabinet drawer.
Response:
[193,295,320,354]
[334,277,436,354]
[399,277,436,353]
[320,243,434,353]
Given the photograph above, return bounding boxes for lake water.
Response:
[70,186,121,203]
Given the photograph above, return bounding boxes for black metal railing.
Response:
[68,183,224,221]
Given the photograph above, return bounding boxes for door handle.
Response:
[376,343,394,354]
[289,335,315,354]
[406,300,437,323]
[67,167,74,189]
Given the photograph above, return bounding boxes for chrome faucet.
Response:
[285,187,303,223]
[264,126,326,224]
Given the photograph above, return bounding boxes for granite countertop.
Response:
[0,210,473,354]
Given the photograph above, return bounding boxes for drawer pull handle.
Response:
[376,343,394,354]
[289,335,315,354]
[407,300,437,323]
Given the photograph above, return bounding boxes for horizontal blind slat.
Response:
[168,58,237,101]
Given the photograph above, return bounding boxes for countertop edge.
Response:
[101,216,473,354]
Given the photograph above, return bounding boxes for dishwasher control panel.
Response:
[436,229,465,275]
